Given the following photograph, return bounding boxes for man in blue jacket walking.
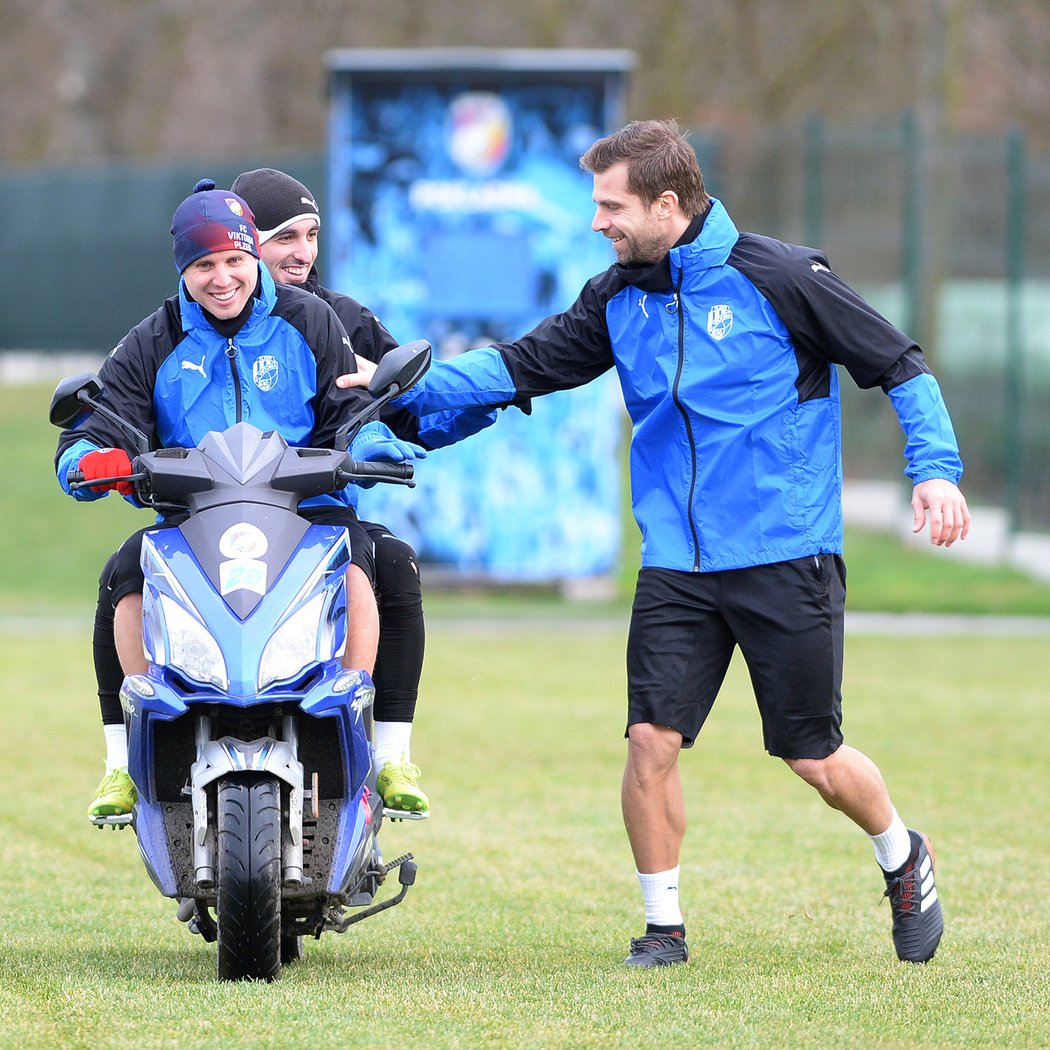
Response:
[340,119,970,967]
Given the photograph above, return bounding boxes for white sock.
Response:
[103,724,128,774]
[373,721,412,768]
[637,866,684,927]
[869,809,912,872]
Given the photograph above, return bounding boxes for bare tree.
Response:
[1,0,1047,164]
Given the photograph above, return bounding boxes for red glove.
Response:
[79,448,135,495]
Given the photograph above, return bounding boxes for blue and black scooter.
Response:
[49,342,431,981]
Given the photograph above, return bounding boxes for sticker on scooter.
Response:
[218,523,269,558]
[219,557,267,595]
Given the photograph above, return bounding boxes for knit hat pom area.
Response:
[170,178,260,272]
[231,168,321,244]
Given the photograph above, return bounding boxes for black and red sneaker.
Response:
[624,930,689,967]
[882,829,943,963]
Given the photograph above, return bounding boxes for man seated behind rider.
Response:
[230,167,508,816]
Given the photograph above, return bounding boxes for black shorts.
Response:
[626,557,846,759]
[101,505,377,608]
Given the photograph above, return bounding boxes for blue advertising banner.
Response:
[326,49,633,582]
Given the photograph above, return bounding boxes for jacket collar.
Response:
[669,198,738,272]
[614,198,738,293]
[301,268,323,296]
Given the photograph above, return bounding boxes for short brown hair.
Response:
[580,119,710,218]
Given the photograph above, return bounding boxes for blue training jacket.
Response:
[55,264,372,508]
[393,199,964,573]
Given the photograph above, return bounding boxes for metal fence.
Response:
[2,114,1048,531]
[695,114,1050,534]
[0,151,325,353]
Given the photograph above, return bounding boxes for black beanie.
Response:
[230,168,321,244]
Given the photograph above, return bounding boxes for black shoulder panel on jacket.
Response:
[313,284,419,441]
[54,295,185,462]
[272,283,345,354]
[270,282,375,449]
[317,285,400,365]
[729,233,929,394]
[128,294,186,366]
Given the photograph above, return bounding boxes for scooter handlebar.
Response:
[66,469,145,492]
[337,461,416,487]
[66,449,416,493]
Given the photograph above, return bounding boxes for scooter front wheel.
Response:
[216,774,282,981]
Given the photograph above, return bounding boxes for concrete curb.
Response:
[843,480,1050,584]
[8,613,1050,637]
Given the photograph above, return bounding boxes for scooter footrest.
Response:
[90,813,133,830]
[382,807,429,822]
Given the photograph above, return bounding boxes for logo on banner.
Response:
[707,304,733,341]
[446,92,512,177]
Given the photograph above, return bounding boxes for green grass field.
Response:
[1,625,1047,1048]
[1,380,1048,1047]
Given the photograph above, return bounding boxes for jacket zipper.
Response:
[225,339,244,422]
[668,267,701,571]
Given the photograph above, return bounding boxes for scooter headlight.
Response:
[157,594,229,690]
[258,591,331,691]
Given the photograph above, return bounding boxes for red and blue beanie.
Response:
[170,179,261,272]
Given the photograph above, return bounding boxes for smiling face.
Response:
[181,249,258,319]
[259,218,319,286]
[591,161,680,266]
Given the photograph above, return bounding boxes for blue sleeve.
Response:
[393,347,517,416]
[299,489,360,511]
[416,406,498,450]
[56,438,143,507]
[888,373,964,485]
[56,438,103,500]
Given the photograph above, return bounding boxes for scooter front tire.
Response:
[215,774,282,981]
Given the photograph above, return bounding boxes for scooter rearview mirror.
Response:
[49,373,102,428]
[367,340,432,398]
[333,340,434,452]
[48,371,153,455]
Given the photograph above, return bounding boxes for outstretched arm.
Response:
[339,346,521,415]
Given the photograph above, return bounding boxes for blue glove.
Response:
[350,420,427,465]
[417,406,499,450]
